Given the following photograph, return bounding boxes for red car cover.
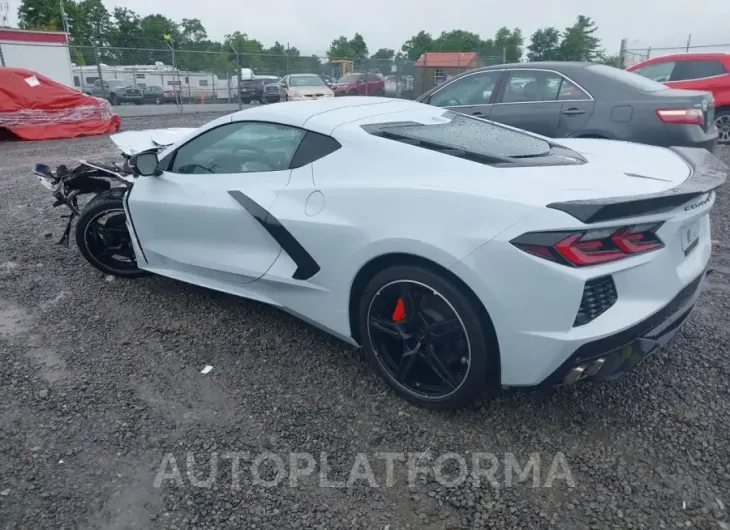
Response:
[0,67,121,141]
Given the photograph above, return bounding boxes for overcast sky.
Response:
[8,0,730,56]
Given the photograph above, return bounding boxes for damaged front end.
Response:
[33,159,134,246]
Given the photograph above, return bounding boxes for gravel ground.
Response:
[1,115,729,530]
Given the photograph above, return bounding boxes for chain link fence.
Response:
[622,42,730,67]
[3,42,508,113]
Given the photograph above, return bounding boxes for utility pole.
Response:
[286,41,290,75]
[59,0,70,36]
[686,34,692,52]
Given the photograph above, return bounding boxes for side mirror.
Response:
[130,151,160,176]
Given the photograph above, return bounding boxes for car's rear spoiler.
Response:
[546,146,728,224]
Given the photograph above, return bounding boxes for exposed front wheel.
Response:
[358,265,496,410]
[75,192,149,278]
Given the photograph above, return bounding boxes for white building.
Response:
[0,28,73,87]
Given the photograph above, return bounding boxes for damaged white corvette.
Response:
[33,97,728,409]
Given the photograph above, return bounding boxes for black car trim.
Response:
[546,146,728,223]
[122,189,148,263]
[540,267,708,386]
[227,190,320,280]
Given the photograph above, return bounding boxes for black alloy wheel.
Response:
[359,265,495,409]
[82,209,139,274]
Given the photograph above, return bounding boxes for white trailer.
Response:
[0,28,74,87]
[72,63,236,101]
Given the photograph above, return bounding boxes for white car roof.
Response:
[229,97,442,135]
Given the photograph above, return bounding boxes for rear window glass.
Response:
[365,111,551,159]
[587,64,668,92]
[338,74,361,83]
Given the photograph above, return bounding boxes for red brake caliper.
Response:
[392,297,406,322]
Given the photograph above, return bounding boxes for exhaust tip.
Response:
[563,366,585,385]
[584,358,605,377]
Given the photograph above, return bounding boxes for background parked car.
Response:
[90,79,143,105]
[627,53,730,144]
[279,74,334,101]
[142,85,179,105]
[240,76,278,104]
[261,82,281,103]
[417,62,718,151]
[330,73,385,96]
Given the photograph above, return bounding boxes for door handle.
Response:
[472,112,483,116]
[562,108,585,116]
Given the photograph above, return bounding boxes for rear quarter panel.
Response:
[302,131,537,290]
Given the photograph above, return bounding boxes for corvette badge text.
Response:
[685,192,713,211]
[153,451,576,489]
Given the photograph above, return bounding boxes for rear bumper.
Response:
[683,135,718,153]
[541,267,709,386]
[653,125,719,153]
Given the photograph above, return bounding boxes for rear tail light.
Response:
[656,108,704,125]
[511,223,664,267]
[163,91,172,95]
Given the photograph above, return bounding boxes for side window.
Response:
[93,80,102,87]
[633,61,675,82]
[170,122,306,175]
[670,60,728,81]
[434,68,446,85]
[501,70,572,103]
[429,71,502,107]
[557,78,590,101]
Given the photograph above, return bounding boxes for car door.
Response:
[423,69,505,119]
[489,69,566,137]
[554,76,595,138]
[126,120,308,286]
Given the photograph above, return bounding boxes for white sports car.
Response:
[33,97,727,410]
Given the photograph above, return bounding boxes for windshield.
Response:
[370,111,552,159]
[338,74,361,83]
[586,64,668,92]
[108,80,126,87]
[289,76,325,87]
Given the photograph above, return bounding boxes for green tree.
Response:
[435,30,481,53]
[180,18,207,44]
[493,27,523,62]
[327,34,368,60]
[349,33,368,59]
[327,36,354,59]
[596,53,620,67]
[400,30,434,60]
[17,0,72,30]
[109,7,143,49]
[371,48,394,60]
[557,15,602,61]
[527,27,561,61]
[74,0,112,44]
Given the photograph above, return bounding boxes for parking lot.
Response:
[1,112,729,530]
